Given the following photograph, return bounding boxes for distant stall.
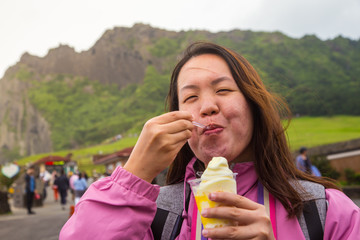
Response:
[93,147,167,185]
[33,153,77,174]
[93,147,134,174]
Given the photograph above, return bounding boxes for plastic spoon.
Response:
[192,121,208,129]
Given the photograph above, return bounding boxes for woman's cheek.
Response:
[189,130,198,142]
[187,133,199,151]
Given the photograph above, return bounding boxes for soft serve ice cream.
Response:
[190,156,237,228]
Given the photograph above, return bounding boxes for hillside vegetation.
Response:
[24,65,170,150]
[1,24,360,159]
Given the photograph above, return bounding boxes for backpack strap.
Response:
[303,200,324,240]
[151,182,190,240]
[293,180,328,240]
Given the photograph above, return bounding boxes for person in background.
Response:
[54,169,69,210]
[74,172,87,205]
[296,147,321,176]
[40,169,51,200]
[69,171,79,203]
[24,166,37,215]
[51,170,59,201]
[296,147,310,173]
[60,42,359,239]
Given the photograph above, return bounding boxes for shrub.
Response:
[311,155,340,180]
[344,168,360,185]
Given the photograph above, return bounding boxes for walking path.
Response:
[0,189,72,240]
[0,186,359,240]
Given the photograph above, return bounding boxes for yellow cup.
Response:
[188,173,237,229]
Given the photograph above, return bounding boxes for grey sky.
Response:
[0,0,359,78]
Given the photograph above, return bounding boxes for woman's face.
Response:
[178,54,254,165]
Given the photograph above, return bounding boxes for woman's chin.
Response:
[195,148,228,164]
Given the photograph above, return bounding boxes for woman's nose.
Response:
[200,98,219,116]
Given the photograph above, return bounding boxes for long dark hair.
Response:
[165,42,339,217]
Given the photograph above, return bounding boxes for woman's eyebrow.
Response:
[211,76,233,86]
[179,84,199,93]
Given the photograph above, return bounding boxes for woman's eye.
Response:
[217,89,232,93]
[184,95,197,102]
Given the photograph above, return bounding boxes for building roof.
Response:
[33,153,73,165]
[93,147,134,165]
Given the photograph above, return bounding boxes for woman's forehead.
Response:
[181,54,229,72]
[178,54,232,84]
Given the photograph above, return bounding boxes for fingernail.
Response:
[201,208,208,217]
[202,229,209,237]
[208,193,215,200]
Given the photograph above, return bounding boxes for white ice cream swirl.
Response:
[198,157,236,194]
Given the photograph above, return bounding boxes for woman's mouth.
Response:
[202,124,224,135]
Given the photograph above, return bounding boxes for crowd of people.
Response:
[24,168,102,213]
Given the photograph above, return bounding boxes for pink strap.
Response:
[269,190,277,238]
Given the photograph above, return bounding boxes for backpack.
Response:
[151,180,327,240]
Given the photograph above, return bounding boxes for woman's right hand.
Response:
[124,111,194,183]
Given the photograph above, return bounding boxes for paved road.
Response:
[0,190,71,240]
[0,188,359,240]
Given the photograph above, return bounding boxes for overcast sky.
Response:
[1,0,359,78]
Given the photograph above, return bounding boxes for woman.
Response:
[73,172,88,205]
[60,42,359,239]
[54,169,69,210]
[50,170,59,202]
[25,167,37,214]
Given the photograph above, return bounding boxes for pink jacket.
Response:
[60,159,360,239]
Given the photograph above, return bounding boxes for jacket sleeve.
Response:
[59,166,160,240]
[324,189,360,240]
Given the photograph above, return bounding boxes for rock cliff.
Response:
[0,23,173,163]
[0,66,52,163]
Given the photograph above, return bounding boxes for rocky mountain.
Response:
[16,24,167,88]
[0,23,359,164]
[0,23,185,163]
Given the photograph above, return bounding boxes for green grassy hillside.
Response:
[16,116,360,175]
[25,66,169,151]
[286,116,360,150]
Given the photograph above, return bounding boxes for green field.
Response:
[16,116,360,175]
[285,116,360,151]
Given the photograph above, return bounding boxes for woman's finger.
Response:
[160,118,194,134]
[209,191,260,211]
[153,111,193,125]
[202,224,272,240]
[201,205,266,225]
